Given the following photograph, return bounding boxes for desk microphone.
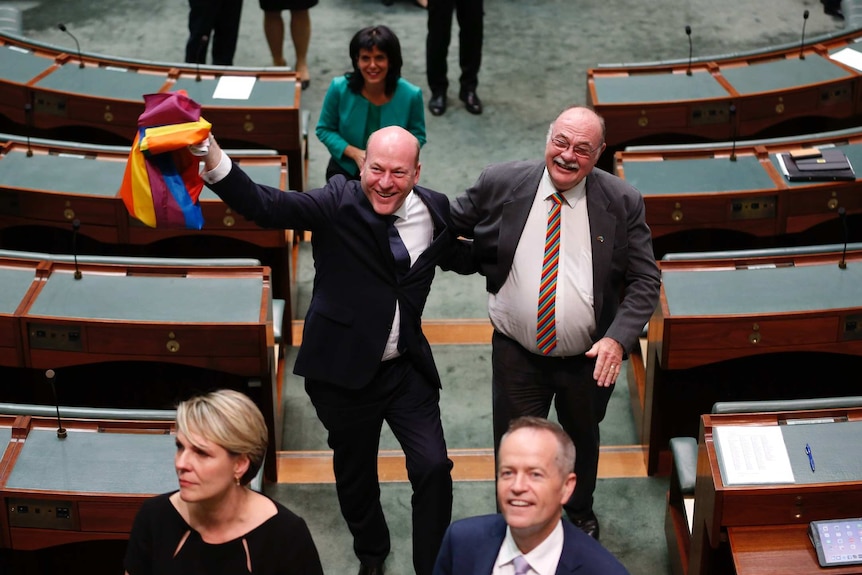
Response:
[685,25,693,76]
[838,206,848,269]
[24,102,33,157]
[46,369,67,439]
[728,104,738,161]
[71,218,82,280]
[57,23,85,69]
[800,10,810,60]
[195,35,209,82]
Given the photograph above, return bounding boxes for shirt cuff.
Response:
[200,152,233,184]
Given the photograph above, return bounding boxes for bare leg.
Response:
[263,10,286,66]
[290,9,311,83]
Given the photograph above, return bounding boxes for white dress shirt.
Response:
[489,168,595,356]
[493,520,565,575]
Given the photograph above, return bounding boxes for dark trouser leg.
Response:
[454,0,483,93]
[211,0,243,66]
[426,0,456,95]
[185,0,214,63]
[553,359,614,517]
[305,377,391,567]
[491,331,555,451]
[384,360,453,575]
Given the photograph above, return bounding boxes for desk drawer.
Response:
[666,316,839,351]
[721,489,862,527]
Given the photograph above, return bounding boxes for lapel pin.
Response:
[597,235,605,243]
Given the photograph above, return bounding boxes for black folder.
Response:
[778,149,856,182]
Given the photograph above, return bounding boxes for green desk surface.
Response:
[27,270,263,323]
[0,427,10,450]
[34,63,167,101]
[768,142,862,185]
[5,428,176,494]
[721,55,853,95]
[200,162,283,200]
[0,44,53,85]
[622,155,773,194]
[173,76,297,108]
[0,265,35,314]
[783,420,862,485]
[592,69,729,104]
[0,149,126,196]
[0,148,282,201]
[662,262,862,316]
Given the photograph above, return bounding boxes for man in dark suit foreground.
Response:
[433,417,630,574]
[196,126,472,575]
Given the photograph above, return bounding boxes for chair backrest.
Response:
[711,396,862,414]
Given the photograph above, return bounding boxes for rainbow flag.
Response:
[120,90,211,229]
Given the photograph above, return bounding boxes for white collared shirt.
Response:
[493,520,565,575]
[489,168,595,356]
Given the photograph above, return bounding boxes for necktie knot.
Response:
[512,555,531,575]
[550,192,565,206]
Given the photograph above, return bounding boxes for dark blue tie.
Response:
[386,215,410,277]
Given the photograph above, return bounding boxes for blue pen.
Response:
[806,443,815,472]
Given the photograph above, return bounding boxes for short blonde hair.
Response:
[176,389,268,485]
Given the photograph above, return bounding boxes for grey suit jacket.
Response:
[450,160,660,354]
[432,514,631,575]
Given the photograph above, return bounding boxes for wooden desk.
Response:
[0,409,176,551]
[588,29,862,155]
[0,257,280,480]
[614,129,862,257]
[679,409,862,575]
[0,32,305,191]
[729,524,862,575]
[0,137,294,312]
[642,252,862,475]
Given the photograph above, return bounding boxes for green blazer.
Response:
[315,75,427,176]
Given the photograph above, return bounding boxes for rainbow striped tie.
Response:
[537,193,564,355]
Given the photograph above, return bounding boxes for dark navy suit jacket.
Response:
[432,514,630,575]
[209,166,471,389]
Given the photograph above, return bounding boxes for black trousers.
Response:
[491,331,614,518]
[305,357,453,575]
[426,0,484,95]
[185,0,243,66]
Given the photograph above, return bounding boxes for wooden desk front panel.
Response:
[643,193,782,239]
[661,314,848,370]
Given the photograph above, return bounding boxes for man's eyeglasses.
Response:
[550,137,601,159]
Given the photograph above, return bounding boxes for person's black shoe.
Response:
[358,564,384,575]
[428,93,447,116]
[459,90,483,115]
[569,510,600,540]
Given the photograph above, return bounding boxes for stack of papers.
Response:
[714,425,796,485]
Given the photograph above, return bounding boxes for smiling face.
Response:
[360,126,421,216]
[497,427,576,553]
[358,46,389,89]
[174,429,248,504]
[544,107,606,192]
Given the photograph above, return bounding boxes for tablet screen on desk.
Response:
[809,518,862,567]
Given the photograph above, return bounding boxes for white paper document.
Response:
[714,425,795,485]
[212,76,256,100]
[831,47,862,72]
